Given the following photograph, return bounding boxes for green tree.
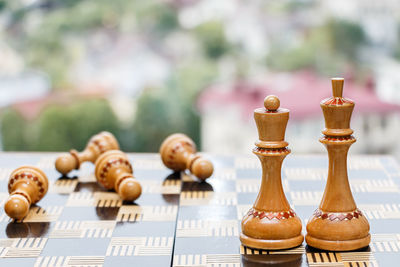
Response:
[1,109,29,151]
[266,19,366,76]
[3,0,180,89]
[326,19,366,60]
[195,21,231,59]
[128,87,200,152]
[34,99,119,151]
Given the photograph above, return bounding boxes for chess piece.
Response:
[306,78,370,251]
[240,95,303,250]
[4,166,49,220]
[94,150,142,201]
[55,131,119,175]
[160,133,213,181]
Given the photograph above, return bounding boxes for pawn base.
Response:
[305,234,371,251]
[240,233,304,250]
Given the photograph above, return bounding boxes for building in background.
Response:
[198,71,400,156]
[1,0,400,156]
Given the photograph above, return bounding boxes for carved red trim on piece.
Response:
[313,208,363,221]
[167,141,195,169]
[253,147,291,155]
[99,158,132,188]
[8,171,45,202]
[321,135,355,142]
[92,139,106,153]
[323,97,354,106]
[246,208,297,220]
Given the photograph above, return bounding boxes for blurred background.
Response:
[1,0,400,158]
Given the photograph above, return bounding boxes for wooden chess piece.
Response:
[4,166,49,220]
[240,95,303,250]
[55,131,119,175]
[306,78,370,251]
[94,150,142,201]
[160,133,213,181]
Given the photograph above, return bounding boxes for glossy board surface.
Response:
[0,153,398,266]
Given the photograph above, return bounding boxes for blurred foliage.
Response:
[1,99,119,151]
[328,19,366,60]
[125,87,200,152]
[173,59,218,99]
[1,96,201,152]
[267,19,366,76]
[120,59,216,151]
[0,1,5,12]
[35,99,119,151]
[3,0,179,88]
[136,2,178,37]
[0,0,222,151]
[195,21,231,59]
[0,109,29,151]
[393,23,400,60]
[0,1,373,152]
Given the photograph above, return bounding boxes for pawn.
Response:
[55,131,119,175]
[160,133,213,181]
[94,150,142,201]
[4,166,49,220]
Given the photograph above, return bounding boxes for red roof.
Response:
[198,71,400,120]
[11,86,111,120]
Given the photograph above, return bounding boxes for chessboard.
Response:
[0,152,399,267]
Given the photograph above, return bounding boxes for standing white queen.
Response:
[240,95,303,250]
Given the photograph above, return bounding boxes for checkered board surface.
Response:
[0,153,399,266]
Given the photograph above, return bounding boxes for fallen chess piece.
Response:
[160,133,213,181]
[4,166,49,220]
[55,131,119,175]
[94,150,142,201]
[306,78,370,251]
[240,95,303,250]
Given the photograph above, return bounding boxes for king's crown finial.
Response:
[331,78,344,98]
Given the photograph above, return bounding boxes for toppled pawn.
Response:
[4,166,49,220]
[55,131,119,175]
[160,133,214,181]
[94,150,142,201]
